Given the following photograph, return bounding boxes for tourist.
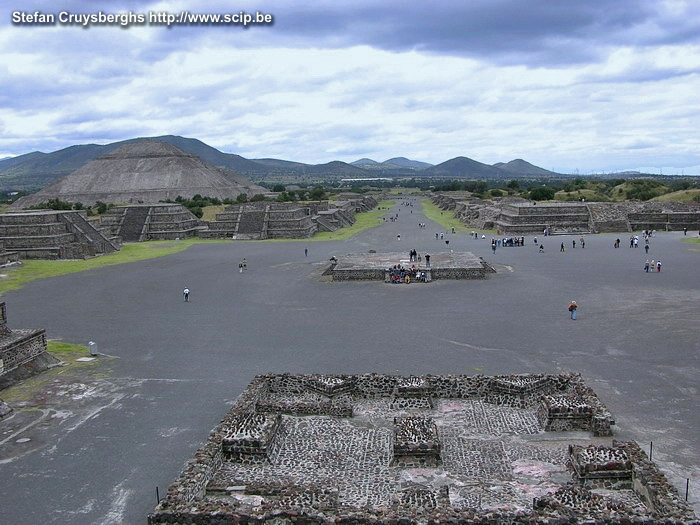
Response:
[683,227,688,235]
[304,248,308,257]
[645,244,649,254]
[242,258,247,270]
[425,254,431,267]
[572,239,576,249]
[656,260,662,272]
[568,300,577,320]
[239,261,243,273]
[580,237,585,249]
[397,234,401,241]
[650,259,655,272]
[644,260,650,273]
[183,288,190,302]
[560,242,565,252]
[539,244,544,253]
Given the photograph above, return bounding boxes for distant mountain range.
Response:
[0,135,562,192]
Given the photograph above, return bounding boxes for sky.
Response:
[2,0,700,174]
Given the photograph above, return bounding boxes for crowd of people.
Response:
[388,264,427,283]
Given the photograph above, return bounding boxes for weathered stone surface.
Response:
[0,302,58,390]
[0,210,120,259]
[11,141,265,208]
[148,373,695,524]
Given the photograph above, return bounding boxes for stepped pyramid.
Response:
[12,141,266,208]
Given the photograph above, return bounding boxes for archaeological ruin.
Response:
[10,141,267,209]
[0,302,56,390]
[200,195,378,240]
[432,194,700,235]
[99,203,204,241]
[149,373,696,524]
[328,251,495,281]
[0,210,120,259]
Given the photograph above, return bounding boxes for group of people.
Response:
[388,264,426,283]
[644,259,662,272]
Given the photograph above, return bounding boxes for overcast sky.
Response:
[2,0,700,173]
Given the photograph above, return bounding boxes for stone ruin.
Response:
[0,195,380,260]
[432,193,700,234]
[328,251,496,281]
[0,210,120,259]
[199,195,378,240]
[99,203,204,241]
[149,372,696,524]
[0,302,57,390]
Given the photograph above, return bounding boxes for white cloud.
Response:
[1,1,699,172]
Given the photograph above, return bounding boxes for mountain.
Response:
[0,135,564,193]
[383,157,433,169]
[492,159,558,176]
[422,156,505,178]
[10,141,265,209]
[350,158,380,167]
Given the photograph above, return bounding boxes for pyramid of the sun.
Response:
[12,141,266,208]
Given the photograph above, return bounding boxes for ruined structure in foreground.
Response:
[149,373,696,524]
[0,302,56,390]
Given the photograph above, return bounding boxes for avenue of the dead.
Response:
[0,199,698,524]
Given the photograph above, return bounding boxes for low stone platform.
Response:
[329,251,495,281]
[149,373,696,525]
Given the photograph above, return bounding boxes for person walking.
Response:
[539,244,544,253]
[183,288,190,302]
[425,254,431,267]
[644,260,650,272]
[568,300,577,320]
[560,242,565,252]
[572,239,576,248]
[304,247,308,257]
[645,244,649,254]
[656,260,662,272]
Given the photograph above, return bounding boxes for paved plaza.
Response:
[0,198,698,524]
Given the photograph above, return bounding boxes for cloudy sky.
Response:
[2,0,700,173]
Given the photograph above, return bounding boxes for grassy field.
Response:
[0,239,229,296]
[201,204,226,221]
[681,237,700,251]
[308,200,395,241]
[652,189,700,202]
[0,341,108,403]
[420,199,496,234]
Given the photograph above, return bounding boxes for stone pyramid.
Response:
[12,141,266,208]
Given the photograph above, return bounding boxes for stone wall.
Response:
[0,210,119,259]
[0,302,56,389]
[434,195,700,234]
[149,373,698,525]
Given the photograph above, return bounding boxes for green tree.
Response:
[236,193,248,203]
[506,180,520,190]
[529,186,555,201]
[272,184,285,192]
[250,194,266,202]
[309,186,326,200]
